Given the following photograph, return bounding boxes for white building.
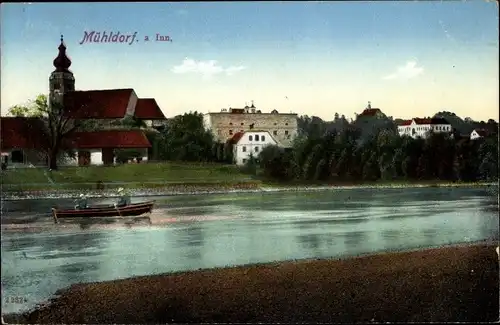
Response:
[230,131,278,166]
[397,118,452,139]
[470,129,488,140]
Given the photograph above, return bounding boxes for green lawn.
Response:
[1,162,256,191]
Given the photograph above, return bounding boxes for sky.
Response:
[1,1,498,121]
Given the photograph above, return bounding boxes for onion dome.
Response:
[53,35,71,72]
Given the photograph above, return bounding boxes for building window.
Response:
[230,122,233,126]
[242,159,247,163]
[261,135,266,141]
[284,130,289,135]
[274,122,277,125]
[285,123,288,126]
[255,135,260,141]
[242,146,247,152]
[241,123,244,126]
[217,130,221,135]
[273,130,278,135]
[10,150,23,163]
[249,135,253,141]
[254,146,259,152]
[229,130,233,135]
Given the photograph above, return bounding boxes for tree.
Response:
[156,112,215,162]
[258,145,291,180]
[8,103,45,117]
[242,153,258,175]
[8,94,85,170]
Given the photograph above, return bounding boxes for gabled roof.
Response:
[228,131,245,144]
[69,130,151,148]
[229,130,278,145]
[472,129,488,137]
[0,117,48,150]
[63,89,134,119]
[134,99,166,120]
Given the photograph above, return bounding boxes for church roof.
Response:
[63,89,134,119]
[69,130,151,148]
[53,35,72,72]
[134,99,166,120]
[0,117,48,150]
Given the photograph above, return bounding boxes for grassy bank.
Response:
[1,162,255,191]
[1,163,497,193]
[8,243,498,323]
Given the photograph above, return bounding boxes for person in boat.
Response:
[115,187,131,207]
[75,193,88,210]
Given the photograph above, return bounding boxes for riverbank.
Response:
[4,243,498,323]
[1,180,497,200]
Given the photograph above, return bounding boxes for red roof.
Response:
[70,130,151,149]
[134,99,165,120]
[230,108,245,114]
[399,118,450,126]
[414,117,449,125]
[473,129,488,137]
[360,108,382,117]
[228,131,245,144]
[0,117,48,150]
[63,89,134,119]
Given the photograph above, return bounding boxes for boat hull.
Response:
[52,201,154,221]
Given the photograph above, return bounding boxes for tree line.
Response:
[6,94,499,183]
[257,128,498,183]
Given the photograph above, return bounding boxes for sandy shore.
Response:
[2,181,497,200]
[5,243,498,324]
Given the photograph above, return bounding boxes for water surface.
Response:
[1,187,498,314]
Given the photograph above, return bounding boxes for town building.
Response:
[203,102,298,148]
[229,131,278,165]
[397,118,452,139]
[1,35,166,167]
[470,129,488,140]
[356,102,387,120]
[354,102,394,141]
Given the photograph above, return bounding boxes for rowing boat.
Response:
[51,201,155,223]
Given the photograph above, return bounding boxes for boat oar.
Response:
[114,203,123,218]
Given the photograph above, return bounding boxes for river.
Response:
[1,187,498,314]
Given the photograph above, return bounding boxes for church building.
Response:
[1,36,167,167]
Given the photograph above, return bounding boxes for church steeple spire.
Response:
[49,35,75,105]
[53,35,72,72]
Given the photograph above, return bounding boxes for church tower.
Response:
[49,35,75,107]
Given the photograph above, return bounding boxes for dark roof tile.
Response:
[134,99,165,119]
[69,130,151,148]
